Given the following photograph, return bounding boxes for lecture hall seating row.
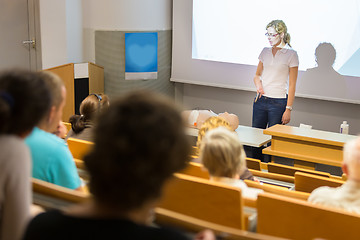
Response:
[67,137,346,194]
[33,141,358,239]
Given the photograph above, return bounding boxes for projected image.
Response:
[192,0,360,77]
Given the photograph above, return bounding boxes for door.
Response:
[0,0,39,70]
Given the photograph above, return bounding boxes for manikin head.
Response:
[218,112,239,131]
[266,20,291,48]
[342,137,360,182]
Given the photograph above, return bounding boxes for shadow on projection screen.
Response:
[191,0,360,103]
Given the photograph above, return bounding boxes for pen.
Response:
[255,92,260,102]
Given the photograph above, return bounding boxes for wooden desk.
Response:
[263,125,357,168]
[186,125,271,148]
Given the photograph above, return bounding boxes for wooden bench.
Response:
[154,208,287,240]
[267,162,330,178]
[63,121,72,132]
[294,172,344,193]
[180,162,306,203]
[73,158,86,170]
[67,137,94,160]
[32,178,89,209]
[181,162,294,191]
[158,173,247,230]
[182,162,294,184]
[180,162,210,179]
[244,180,309,201]
[246,158,262,171]
[257,192,360,240]
[249,169,294,183]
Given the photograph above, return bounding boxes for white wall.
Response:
[39,0,67,69]
[39,0,172,67]
[66,0,83,64]
[178,83,360,135]
[39,0,83,69]
[82,0,172,62]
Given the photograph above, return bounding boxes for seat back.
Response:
[158,173,245,230]
[294,171,344,193]
[179,162,210,179]
[267,162,330,178]
[63,122,72,132]
[246,157,261,171]
[155,208,287,240]
[67,137,94,160]
[257,192,360,240]
[249,169,294,183]
[244,180,309,201]
[32,178,89,209]
[191,146,199,157]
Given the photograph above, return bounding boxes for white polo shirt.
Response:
[259,44,299,98]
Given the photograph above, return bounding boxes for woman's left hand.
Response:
[282,109,291,125]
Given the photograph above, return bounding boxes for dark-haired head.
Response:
[84,90,191,212]
[69,93,110,134]
[0,69,51,136]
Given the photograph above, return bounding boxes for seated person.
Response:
[66,93,110,142]
[199,127,263,200]
[182,109,239,131]
[23,90,215,240]
[0,69,51,240]
[53,121,68,139]
[308,137,360,214]
[195,116,256,181]
[25,71,82,191]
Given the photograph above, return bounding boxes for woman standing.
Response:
[252,20,299,129]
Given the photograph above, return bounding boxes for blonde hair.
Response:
[196,116,232,148]
[266,20,291,47]
[199,127,246,178]
[343,137,360,180]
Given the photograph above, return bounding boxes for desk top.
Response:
[264,125,357,147]
[186,125,271,147]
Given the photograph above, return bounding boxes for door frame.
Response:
[28,0,42,70]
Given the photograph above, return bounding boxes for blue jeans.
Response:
[252,96,287,129]
[251,95,287,162]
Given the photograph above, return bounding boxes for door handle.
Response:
[22,38,36,48]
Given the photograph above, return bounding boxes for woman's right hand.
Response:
[257,86,265,98]
[254,61,264,98]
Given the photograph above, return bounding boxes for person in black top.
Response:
[23,90,215,240]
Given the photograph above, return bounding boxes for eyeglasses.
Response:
[265,33,279,38]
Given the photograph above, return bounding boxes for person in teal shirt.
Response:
[25,71,82,190]
[26,127,81,189]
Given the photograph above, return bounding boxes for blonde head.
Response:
[197,116,232,148]
[199,127,246,178]
[343,137,360,181]
[266,20,291,47]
